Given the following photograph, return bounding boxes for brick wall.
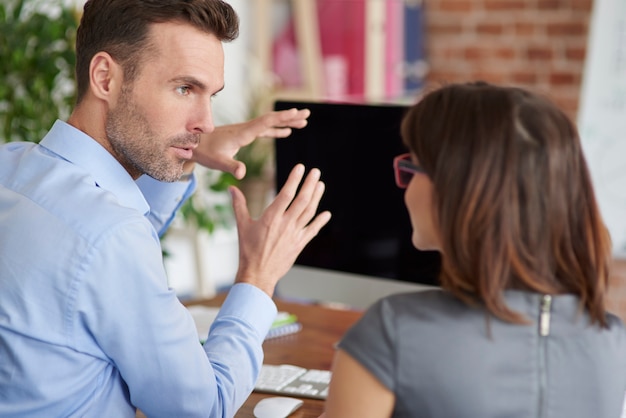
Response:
[421,0,626,321]
[422,0,592,121]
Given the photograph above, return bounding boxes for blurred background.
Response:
[3,0,626,318]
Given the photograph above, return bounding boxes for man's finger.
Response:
[297,180,326,227]
[285,168,322,219]
[229,185,250,224]
[269,164,306,213]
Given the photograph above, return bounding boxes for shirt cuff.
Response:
[217,283,278,338]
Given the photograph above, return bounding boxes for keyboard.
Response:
[254,364,332,400]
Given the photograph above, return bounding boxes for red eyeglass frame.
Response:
[393,153,426,188]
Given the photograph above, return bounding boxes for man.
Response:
[0,0,330,417]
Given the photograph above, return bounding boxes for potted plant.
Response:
[0,0,78,143]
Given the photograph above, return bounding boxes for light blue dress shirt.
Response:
[0,120,277,417]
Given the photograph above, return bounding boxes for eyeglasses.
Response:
[393,153,426,188]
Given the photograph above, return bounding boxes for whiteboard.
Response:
[578,0,626,258]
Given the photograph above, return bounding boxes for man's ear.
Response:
[89,51,123,104]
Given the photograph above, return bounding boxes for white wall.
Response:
[578,0,626,258]
[166,1,268,299]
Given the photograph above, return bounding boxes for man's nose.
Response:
[190,100,215,134]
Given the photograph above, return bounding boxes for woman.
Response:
[322,82,626,418]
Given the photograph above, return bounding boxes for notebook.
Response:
[186,305,302,343]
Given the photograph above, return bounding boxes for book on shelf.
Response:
[269,0,427,101]
[364,0,386,101]
[317,0,366,100]
[385,0,406,100]
[317,0,414,102]
[187,305,302,344]
[403,0,428,93]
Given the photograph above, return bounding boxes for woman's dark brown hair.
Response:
[401,82,611,326]
[74,0,239,104]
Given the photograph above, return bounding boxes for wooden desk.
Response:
[189,295,363,418]
[136,296,362,417]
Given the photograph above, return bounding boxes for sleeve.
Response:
[336,297,397,392]
[136,174,197,236]
[75,217,276,418]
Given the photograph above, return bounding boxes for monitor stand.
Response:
[276,265,435,310]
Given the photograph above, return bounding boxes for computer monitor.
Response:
[274,100,441,287]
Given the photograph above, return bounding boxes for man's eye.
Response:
[176,86,191,95]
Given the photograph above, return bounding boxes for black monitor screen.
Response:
[274,100,441,286]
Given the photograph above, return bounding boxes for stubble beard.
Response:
[105,87,196,182]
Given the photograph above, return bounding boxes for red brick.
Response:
[426,71,466,84]
[484,0,526,11]
[512,72,538,84]
[469,72,506,83]
[547,22,587,37]
[565,46,587,61]
[439,0,473,12]
[538,0,564,10]
[572,0,593,12]
[515,22,536,36]
[464,47,490,60]
[428,22,464,36]
[526,46,553,60]
[494,47,516,60]
[550,72,578,86]
[429,46,464,60]
[477,23,504,35]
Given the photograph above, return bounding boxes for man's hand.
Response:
[193,108,310,179]
[230,164,331,297]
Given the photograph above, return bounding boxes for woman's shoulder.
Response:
[371,288,477,324]
[379,288,464,310]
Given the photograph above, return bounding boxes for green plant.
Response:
[179,170,239,234]
[236,137,273,179]
[0,0,78,143]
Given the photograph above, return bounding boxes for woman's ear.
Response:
[89,51,123,104]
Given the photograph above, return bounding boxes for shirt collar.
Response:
[40,120,150,216]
